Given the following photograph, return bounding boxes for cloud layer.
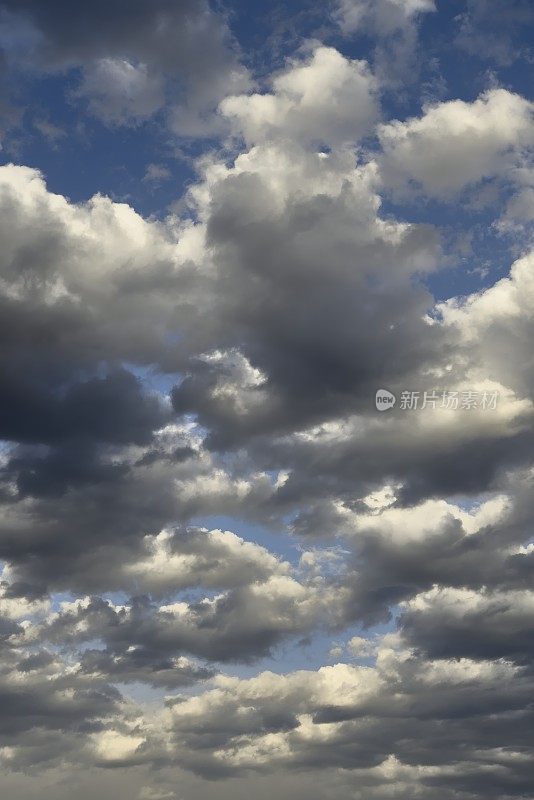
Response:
[0,5,533,800]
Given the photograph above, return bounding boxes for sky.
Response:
[0,1,533,798]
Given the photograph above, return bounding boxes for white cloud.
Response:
[163,647,527,779]
[91,730,146,763]
[123,527,290,594]
[379,89,534,198]
[220,46,380,147]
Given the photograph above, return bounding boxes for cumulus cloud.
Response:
[221,46,380,147]
[161,645,534,796]
[379,89,534,198]
[123,527,290,596]
[401,586,534,662]
[0,641,127,769]
[36,567,339,664]
[0,9,533,797]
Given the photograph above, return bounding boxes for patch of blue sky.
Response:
[121,362,181,398]
[115,681,171,705]
[0,71,190,217]
[377,183,521,298]
[50,590,130,611]
[447,492,502,512]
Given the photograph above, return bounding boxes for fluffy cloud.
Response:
[36,567,339,664]
[379,89,534,198]
[1,72,533,601]
[221,47,380,147]
[401,586,534,662]
[437,250,534,398]
[123,527,290,595]
[162,645,534,797]
[0,641,127,770]
[174,82,443,449]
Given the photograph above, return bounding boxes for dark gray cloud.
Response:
[37,569,335,663]
[0,645,122,742]
[78,647,214,689]
[162,648,534,794]
[400,586,534,663]
[0,0,249,131]
[294,474,534,625]
[170,145,447,453]
[0,369,169,448]
[1,0,231,71]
